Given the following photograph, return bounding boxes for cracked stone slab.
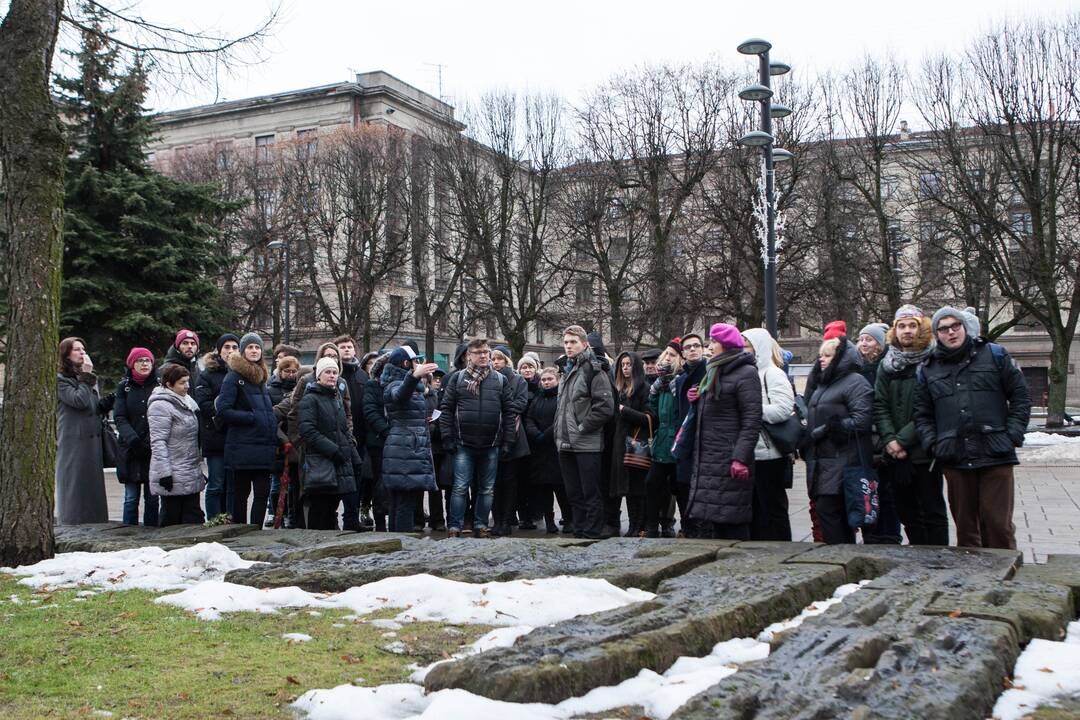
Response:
[54,522,261,552]
[224,537,725,593]
[214,530,404,562]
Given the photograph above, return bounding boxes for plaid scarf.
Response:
[463,362,491,395]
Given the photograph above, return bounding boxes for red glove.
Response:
[283,442,293,455]
[730,460,750,483]
[687,386,699,403]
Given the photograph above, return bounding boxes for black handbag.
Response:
[302,453,340,492]
[101,417,120,469]
[843,430,880,529]
[761,375,805,455]
[624,415,653,470]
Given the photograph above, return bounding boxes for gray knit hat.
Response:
[931,307,980,338]
[858,323,888,349]
[239,332,264,352]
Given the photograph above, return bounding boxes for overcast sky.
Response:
[30,0,1078,113]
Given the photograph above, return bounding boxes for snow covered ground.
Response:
[992,620,1080,720]
[1019,432,1080,463]
[292,582,869,720]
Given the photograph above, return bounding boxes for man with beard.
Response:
[335,334,369,530]
[162,329,201,388]
[874,306,948,546]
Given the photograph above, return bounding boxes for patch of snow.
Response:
[381,632,397,639]
[154,581,331,621]
[1023,432,1080,447]
[1,543,259,592]
[993,620,1080,720]
[283,633,313,643]
[758,581,869,643]
[308,610,322,617]
[381,641,407,655]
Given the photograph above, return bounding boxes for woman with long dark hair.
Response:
[56,337,108,525]
[610,351,654,536]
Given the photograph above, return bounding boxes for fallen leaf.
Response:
[1037,667,1054,673]
[376,597,389,603]
[948,610,963,618]
[176,692,190,701]
[340,655,361,664]
[286,676,300,685]
[66,620,82,628]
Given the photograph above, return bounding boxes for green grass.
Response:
[0,575,491,719]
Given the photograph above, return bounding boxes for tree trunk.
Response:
[1046,338,1070,429]
[0,0,65,565]
[424,325,436,363]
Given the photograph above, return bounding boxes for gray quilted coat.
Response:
[147,387,205,496]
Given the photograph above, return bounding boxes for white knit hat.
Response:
[315,356,338,380]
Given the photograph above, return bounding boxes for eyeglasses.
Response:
[469,350,490,356]
[936,322,964,335]
[133,358,153,364]
[683,343,703,350]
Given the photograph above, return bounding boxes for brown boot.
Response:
[475,527,492,539]
[447,529,461,539]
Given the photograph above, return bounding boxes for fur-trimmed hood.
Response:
[227,351,268,385]
[201,351,226,372]
[886,315,933,353]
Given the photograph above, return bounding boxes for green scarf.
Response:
[698,349,745,399]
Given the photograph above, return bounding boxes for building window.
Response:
[1009,209,1033,238]
[295,295,317,327]
[296,128,317,160]
[389,295,404,324]
[436,311,449,334]
[575,279,594,306]
[414,297,426,329]
[255,134,275,164]
[918,172,941,198]
[486,318,497,339]
[215,141,232,170]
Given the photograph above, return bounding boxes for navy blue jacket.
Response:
[216,354,278,471]
[113,369,158,484]
[381,363,437,492]
[193,352,229,456]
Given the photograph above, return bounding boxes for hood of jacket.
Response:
[227,351,269,385]
[269,373,297,393]
[201,352,227,373]
[148,385,199,413]
[614,351,646,399]
[453,342,469,371]
[308,380,340,398]
[886,316,933,353]
[742,328,780,374]
[820,336,859,387]
[380,361,410,386]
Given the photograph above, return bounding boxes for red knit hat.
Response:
[126,347,154,369]
[174,329,200,348]
[822,320,847,340]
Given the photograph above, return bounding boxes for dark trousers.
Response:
[862,469,902,545]
[306,493,343,530]
[389,489,420,533]
[674,482,692,535]
[696,522,750,540]
[751,457,792,541]
[814,493,855,544]
[890,461,949,546]
[231,469,270,527]
[367,446,388,531]
[494,459,519,530]
[559,451,604,537]
[341,486,361,531]
[533,484,570,525]
[945,464,1016,549]
[644,462,678,535]
[159,493,205,527]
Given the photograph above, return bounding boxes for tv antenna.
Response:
[424,62,448,102]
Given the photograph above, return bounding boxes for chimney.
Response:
[899,120,910,141]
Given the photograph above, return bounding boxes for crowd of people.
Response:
[55,301,1032,549]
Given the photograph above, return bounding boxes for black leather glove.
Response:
[159,475,174,491]
[827,417,848,442]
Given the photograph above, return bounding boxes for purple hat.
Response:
[709,323,745,350]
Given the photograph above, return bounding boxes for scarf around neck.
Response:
[881,344,933,375]
[698,349,744,398]
[463,362,491,395]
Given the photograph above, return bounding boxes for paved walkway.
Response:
[104,452,1080,564]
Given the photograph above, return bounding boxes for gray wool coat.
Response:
[147,387,206,496]
[56,373,108,525]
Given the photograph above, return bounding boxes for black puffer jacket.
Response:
[805,339,874,497]
[439,365,514,450]
[161,344,200,389]
[193,352,229,456]
[340,358,369,448]
[673,358,708,485]
[610,352,655,496]
[363,354,392,448]
[298,381,360,495]
[381,363,437,492]
[525,385,561,487]
[498,365,531,460]
[113,369,158,484]
[216,353,278,471]
[686,352,762,526]
[914,338,1031,470]
[268,372,297,407]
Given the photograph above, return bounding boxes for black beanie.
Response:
[216,333,240,355]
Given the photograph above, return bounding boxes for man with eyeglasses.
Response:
[914,306,1031,549]
[440,338,515,538]
[671,332,708,537]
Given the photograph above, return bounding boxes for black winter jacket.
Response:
[498,365,531,460]
[216,354,278,471]
[381,364,437,492]
[610,352,655,496]
[687,352,762,526]
[340,358,369,447]
[525,385,561,487]
[673,358,707,484]
[193,353,229,456]
[914,338,1031,470]
[161,344,200,389]
[298,381,360,495]
[268,373,297,406]
[363,355,392,448]
[113,369,158,484]
[805,340,874,497]
[439,366,514,450]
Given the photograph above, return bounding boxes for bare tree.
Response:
[0,0,275,564]
[912,16,1080,425]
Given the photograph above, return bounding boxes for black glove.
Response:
[333,448,349,465]
[827,417,848,442]
[499,443,514,460]
[159,475,174,491]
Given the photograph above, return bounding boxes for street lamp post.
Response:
[737,38,792,339]
[267,239,290,344]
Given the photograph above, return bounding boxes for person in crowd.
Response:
[672,332,707,535]
[555,326,616,539]
[335,334,368,531]
[491,345,530,536]
[363,352,393,531]
[431,368,445,392]
[641,348,661,381]
[610,351,654,537]
[381,346,440,532]
[874,304,949,546]
[425,367,449,532]
[217,332,278,528]
[268,354,301,526]
[856,320,901,545]
[915,306,1031,550]
[440,338,515,538]
[113,347,159,526]
[161,329,201,388]
[272,343,301,370]
[645,339,684,538]
[804,335,874,544]
[685,324,761,540]
[56,337,108,525]
[360,351,380,377]
[516,353,543,528]
[299,356,361,530]
[147,364,206,526]
[268,356,300,405]
[525,366,567,533]
[585,331,619,535]
[742,329,796,541]
[518,355,541,397]
[856,323,889,384]
[194,333,239,520]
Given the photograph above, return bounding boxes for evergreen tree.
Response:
[56,11,235,382]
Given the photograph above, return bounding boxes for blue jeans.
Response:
[205,455,229,519]
[123,483,159,526]
[448,446,499,531]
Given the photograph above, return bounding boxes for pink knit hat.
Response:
[709,323,745,349]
